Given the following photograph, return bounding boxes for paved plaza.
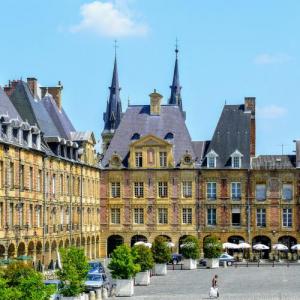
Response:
[130,266,300,300]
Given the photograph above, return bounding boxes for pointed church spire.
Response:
[103,42,122,132]
[168,41,182,110]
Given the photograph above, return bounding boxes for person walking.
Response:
[209,274,219,298]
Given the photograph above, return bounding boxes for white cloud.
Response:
[254,53,292,65]
[70,1,148,37]
[257,105,287,119]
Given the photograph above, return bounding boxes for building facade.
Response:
[1,50,300,264]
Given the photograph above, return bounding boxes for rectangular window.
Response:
[208,157,216,168]
[111,208,120,224]
[158,208,168,224]
[29,167,33,191]
[231,208,241,226]
[207,182,217,200]
[52,174,56,195]
[134,208,144,224]
[0,161,3,188]
[158,182,168,198]
[60,174,63,195]
[256,208,266,227]
[20,165,24,191]
[256,184,266,201]
[282,208,292,228]
[111,182,121,198]
[159,152,167,167]
[60,207,64,225]
[37,169,42,192]
[9,162,14,188]
[207,208,216,225]
[233,156,240,168]
[231,182,241,200]
[282,184,292,201]
[9,203,14,226]
[0,203,3,228]
[134,182,144,198]
[135,152,143,167]
[182,208,192,224]
[28,204,33,227]
[182,181,192,198]
[36,205,41,227]
[66,176,70,195]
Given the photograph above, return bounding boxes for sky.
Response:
[0,0,300,155]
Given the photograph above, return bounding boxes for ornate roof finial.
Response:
[114,40,118,59]
[175,38,179,58]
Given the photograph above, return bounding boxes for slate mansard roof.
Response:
[0,86,22,120]
[8,81,62,137]
[203,104,252,168]
[102,105,196,167]
[252,155,296,170]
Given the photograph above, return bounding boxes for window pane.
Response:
[282,184,292,201]
[256,184,266,201]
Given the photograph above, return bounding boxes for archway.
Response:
[131,235,147,247]
[17,242,26,257]
[27,241,35,258]
[252,235,271,259]
[178,235,194,254]
[96,236,100,258]
[107,235,124,257]
[0,244,5,259]
[59,240,63,249]
[65,239,69,248]
[71,238,75,246]
[44,241,50,267]
[8,244,15,258]
[278,236,297,249]
[76,237,80,248]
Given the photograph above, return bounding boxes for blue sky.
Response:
[0,0,299,155]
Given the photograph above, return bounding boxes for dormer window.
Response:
[12,128,18,139]
[110,153,122,168]
[131,133,140,140]
[206,150,218,168]
[164,132,174,140]
[231,150,243,169]
[23,130,29,144]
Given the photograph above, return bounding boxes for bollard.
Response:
[84,293,89,300]
[102,287,108,299]
[96,288,102,300]
[223,261,227,268]
[89,291,96,300]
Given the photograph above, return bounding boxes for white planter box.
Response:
[116,278,134,297]
[206,258,219,268]
[154,263,167,275]
[135,270,150,286]
[183,258,197,270]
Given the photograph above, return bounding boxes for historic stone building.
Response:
[0,79,100,268]
[1,48,300,263]
[99,49,300,258]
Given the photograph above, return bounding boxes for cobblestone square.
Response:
[130,266,300,300]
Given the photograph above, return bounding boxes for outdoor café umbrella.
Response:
[222,242,239,250]
[272,244,288,251]
[144,242,152,248]
[291,244,300,251]
[253,243,269,259]
[134,241,146,246]
[237,242,251,249]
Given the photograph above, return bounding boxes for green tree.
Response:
[108,244,140,279]
[203,236,222,259]
[151,236,171,264]
[2,262,54,300]
[57,246,90,297]
[180,236,200,259]
[132,244,154,272]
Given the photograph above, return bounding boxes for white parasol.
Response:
[237,242,251,249]
[253,243,269,250]
[134,241,146,246]
[291,244,300,251]
[144,242,152,248]
[222,242,239,250]
[272,244,288,251]
[166,242,175,248]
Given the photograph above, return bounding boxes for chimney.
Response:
[4,80,19,97]
[27,77,38,99]
[149,89,163,115]
[41,81,63,111]
[244,97,256,157]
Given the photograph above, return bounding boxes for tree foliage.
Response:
[1,262,54,300]
[203,235,222,259]
[180,236,200,259]
[151,236,172,264]
[108,244,140,279]
[56,246,90,296]
[132,244,154,272]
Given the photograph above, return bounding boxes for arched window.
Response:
[131,133,140,140]
[164,132,174,140]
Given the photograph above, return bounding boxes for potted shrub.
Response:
[56,246,90,300]
[132,244,154,285]
[151,236,171,275]
[203,236,222,268]
[108,244,140,296]
[180,236,200,270]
